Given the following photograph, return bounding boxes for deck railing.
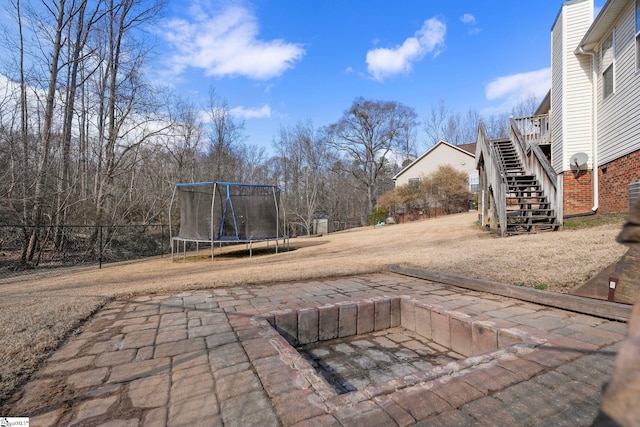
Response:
[476,121,507,236]
[512,114,550,146]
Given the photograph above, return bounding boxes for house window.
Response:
[636,0,640,70]
[408,177,421,184]
[603,64,614,98]
[601,31,615,99]
[469,174,479,193]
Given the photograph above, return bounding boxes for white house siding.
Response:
[551,9,565,172]
[552,0,595,173]
[394,143,475,187]
[597,1,640,166]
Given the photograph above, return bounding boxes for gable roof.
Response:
[535,90,551,115]
[393,140,475,180]
[578,0,630,52]
[458,142,477,155]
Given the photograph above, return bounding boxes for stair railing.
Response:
[476,121,508,236]
[510,119,561,225]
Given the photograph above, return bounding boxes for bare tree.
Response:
[273,120,335,235]
[236,143,267,184]
[204,88,247,182]
[328,97,418,218]
[462,108,481,143]
[22,0,75,262]
[424,100,481,147]
[0,1,30,231]
[483,112,510,139]
[55,0,104,228]
[91,0,166,226]
[511,94,539,118]
[423,99,448,148]
[163,95,204,183]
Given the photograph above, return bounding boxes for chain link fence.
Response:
[0,224,170,280]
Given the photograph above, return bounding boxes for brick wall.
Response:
[598,149,640,214]
[562,170,594,215]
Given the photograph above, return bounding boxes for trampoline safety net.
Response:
[169,182,284,257]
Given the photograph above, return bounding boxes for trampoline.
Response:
[169,182,287,261]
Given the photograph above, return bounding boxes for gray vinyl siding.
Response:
[597,1,640,166]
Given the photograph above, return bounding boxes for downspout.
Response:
[578,45,599,213]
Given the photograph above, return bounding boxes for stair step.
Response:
[508,183,541,188]
[507,220,558,227]
[508,188,543,193]
[508,190,545,194]
[507,210,555,216]
[491,137,559,235]
[507,202,551,207]
[507,209,555,215]
[507,203,551,209]
[507,219,556,226]
[508,181,539,185]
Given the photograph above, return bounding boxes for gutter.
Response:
[577,45,599,213]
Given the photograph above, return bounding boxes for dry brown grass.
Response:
[0,211,627,404]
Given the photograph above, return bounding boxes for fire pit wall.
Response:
[264,296,535,358]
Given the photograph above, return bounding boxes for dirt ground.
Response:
[0,211,628,405]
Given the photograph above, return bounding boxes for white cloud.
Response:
[485,68,551,110]
[366,17,446,82]
[460,14,476,25]
[230,104,272,119]
[161,4,305,80]
[461,13,481,35]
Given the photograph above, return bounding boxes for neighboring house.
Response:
[477,0,640,235]
[393,140,478,191]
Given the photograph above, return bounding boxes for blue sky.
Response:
[2,0,605,153]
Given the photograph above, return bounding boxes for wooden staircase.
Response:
[494,139,559,235]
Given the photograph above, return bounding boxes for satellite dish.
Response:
[570,152,589,178]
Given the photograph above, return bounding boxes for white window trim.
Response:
[602,30,616,99]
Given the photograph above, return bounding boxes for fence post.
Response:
[99,225,103,269]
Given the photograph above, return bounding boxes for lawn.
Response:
[0,211,628,405]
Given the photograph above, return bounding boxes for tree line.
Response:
[0,0,530,266]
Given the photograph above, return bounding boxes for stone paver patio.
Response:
[4,272,628,426]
